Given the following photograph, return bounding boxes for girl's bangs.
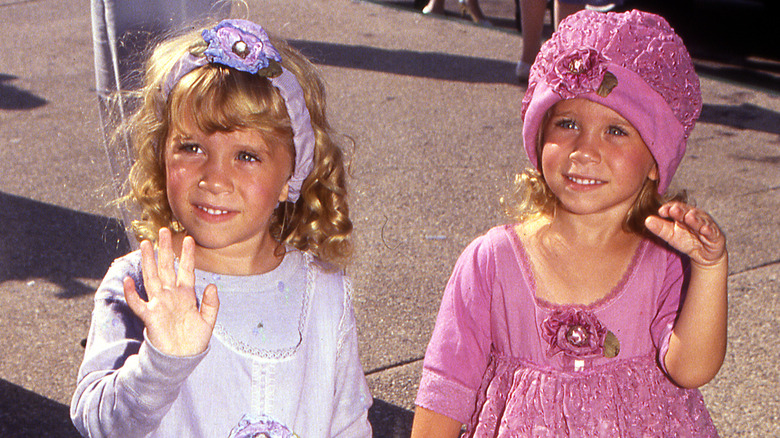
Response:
[169,66,290,135]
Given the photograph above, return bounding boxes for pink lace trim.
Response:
[505,225,649,311]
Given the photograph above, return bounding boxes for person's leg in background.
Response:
[91,0,231,245]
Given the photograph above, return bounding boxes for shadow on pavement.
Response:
[700,103,780,136]
[0,192,130,298]
[628,0,779,60]
[369,398,414,437]
[291,39,518,85]
[628,0,780,92]
[0,74,48,110]
[0,380,80,438]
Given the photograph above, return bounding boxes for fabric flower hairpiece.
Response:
[162,19,315,203]
[163,19,284,97]
[201,19,283,76]
[546,48,618,99]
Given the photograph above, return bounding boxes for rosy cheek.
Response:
[164,154,192,183]
[246,179,276,202]
[166,166,187,185]
[540,144,560,172]
[164,164,190,207]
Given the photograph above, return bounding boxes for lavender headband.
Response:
[163,19,314,202]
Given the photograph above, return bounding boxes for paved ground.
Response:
[0,0,778,436]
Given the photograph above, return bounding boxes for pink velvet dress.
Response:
[415,225,718,437]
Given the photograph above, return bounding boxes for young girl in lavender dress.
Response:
[412,10,727,437]
[71,19,372,437]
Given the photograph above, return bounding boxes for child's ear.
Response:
[278,181,290,203]
[648,164,659,182]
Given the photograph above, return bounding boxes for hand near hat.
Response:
[645,201,728,389]
[123,228,221,357]
[644,201,727,268]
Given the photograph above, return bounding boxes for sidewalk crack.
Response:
[731,258,780,276]
[366,356,424,375]
[0,0,44,8]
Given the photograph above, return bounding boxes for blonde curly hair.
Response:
[121,25,352,267]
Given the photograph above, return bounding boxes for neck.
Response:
[545,206,637,249]
[171,232,285,276]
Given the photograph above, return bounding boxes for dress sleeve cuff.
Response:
[657,321,674,375]
[414,368,476,425]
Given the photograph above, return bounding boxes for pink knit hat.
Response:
[521,9,702,193]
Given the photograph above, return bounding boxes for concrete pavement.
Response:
[0,0,778,436]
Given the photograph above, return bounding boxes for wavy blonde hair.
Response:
[121,25,352,267]
[501,113,684,235]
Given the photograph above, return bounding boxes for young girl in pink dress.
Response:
[412,10,727,437]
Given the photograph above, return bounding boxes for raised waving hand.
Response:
[123,228,220,357]
[646,201,728,388]
[644,201,727,268]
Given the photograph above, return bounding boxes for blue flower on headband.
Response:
[202,19,282,74]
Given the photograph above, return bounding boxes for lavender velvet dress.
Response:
[416,225,718,437]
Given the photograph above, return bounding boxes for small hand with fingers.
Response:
[123,228,220,357]
[645,201,727,268]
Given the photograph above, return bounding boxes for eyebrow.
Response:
[548,105,576,116]
[606,117,634,129]
[550,108,632,126]
[168,125,194,140]
[237,143,273,156]
[172,134,194,142]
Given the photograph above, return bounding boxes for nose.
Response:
[569,131,601,165]
[198,156,232,194]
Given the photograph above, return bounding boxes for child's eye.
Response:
[607,126,628,136]
[237,151,260,163]
[179,143,202,154]
[555,118,577,130]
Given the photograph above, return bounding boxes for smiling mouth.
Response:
[566,175,605,185]
[196,205,230,215]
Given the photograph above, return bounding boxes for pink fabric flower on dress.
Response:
[542,308,607,359]
[547,48,610,99]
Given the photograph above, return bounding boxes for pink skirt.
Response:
[465,354,718,437]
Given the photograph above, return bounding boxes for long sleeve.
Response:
[329,281,372,437]
[70,252,207,438]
